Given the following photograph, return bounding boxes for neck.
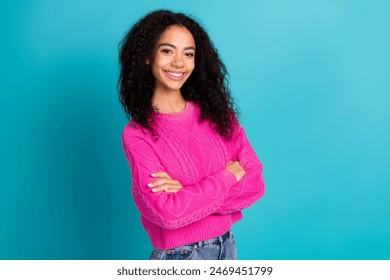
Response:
[152,89,186,114]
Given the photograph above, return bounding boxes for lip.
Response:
[163,70,186,81]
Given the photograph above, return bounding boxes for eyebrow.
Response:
[158,43,195,51]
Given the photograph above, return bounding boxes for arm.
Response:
[215,125,265,214]
[122,135,237,230]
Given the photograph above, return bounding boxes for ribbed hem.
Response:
[231,211,243,224]
[144,214,234,250]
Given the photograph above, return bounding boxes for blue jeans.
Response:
[149,231,237,260]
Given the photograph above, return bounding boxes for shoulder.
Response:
[229,121,245,144]
[123,120,142,137]
[122,120,152,147]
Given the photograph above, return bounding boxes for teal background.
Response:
[1,0,389,259]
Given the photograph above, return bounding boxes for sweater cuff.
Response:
[215,169,238,189]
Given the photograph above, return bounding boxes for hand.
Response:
[225,161,246,182]
[147,171,183,193]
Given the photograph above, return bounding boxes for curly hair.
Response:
[118,10,238,139]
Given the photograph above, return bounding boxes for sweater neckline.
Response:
[154,101,195,120]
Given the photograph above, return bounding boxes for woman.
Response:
[118,10,265,260]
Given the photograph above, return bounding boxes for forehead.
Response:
[156,25,195,47]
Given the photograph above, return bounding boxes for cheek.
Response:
[152,55,170,71]
[188,60,195,73]
[151,61,165,77]
[150,65,159,80]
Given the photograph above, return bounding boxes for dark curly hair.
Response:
[118,10,238,139]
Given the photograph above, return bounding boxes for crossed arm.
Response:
[124,125,264,228]
[148,160,246,193]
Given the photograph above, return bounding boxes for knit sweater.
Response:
[122,101,265,250]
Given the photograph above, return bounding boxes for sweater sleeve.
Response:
[122,134,238,230]
[215,125,265,215]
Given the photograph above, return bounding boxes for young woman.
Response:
[118,10,265,260]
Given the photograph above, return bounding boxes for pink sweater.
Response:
[122,102,265,250]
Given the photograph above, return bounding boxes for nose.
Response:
[172,53,184,68]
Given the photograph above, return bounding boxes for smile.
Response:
[164,70,186,80]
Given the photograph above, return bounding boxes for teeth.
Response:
[166,71,184,77]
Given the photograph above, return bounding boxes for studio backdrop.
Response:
[1,0,389,259]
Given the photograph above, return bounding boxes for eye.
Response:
[161,49,173,54]
[185,52,195,57]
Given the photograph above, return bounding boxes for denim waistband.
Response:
[165,230,233,254]
[193,230,232,248]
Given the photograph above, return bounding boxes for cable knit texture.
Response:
[122,102,265,249]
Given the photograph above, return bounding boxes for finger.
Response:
[148,178,173,188]
[162,184,182,192]
[151,183,182,193]
[151,171,171,179]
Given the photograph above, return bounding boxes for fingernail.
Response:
[152,188,157,192]
[151,173,156,177]
[147,183,152,187]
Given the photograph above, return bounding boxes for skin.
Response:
[147,25,245,193]
[148,25,195,114]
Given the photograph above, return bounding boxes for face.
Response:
[149,25,196,94]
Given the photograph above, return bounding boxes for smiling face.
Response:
[149,25,196,95]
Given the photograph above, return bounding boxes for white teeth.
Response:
[166,71,184,77]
